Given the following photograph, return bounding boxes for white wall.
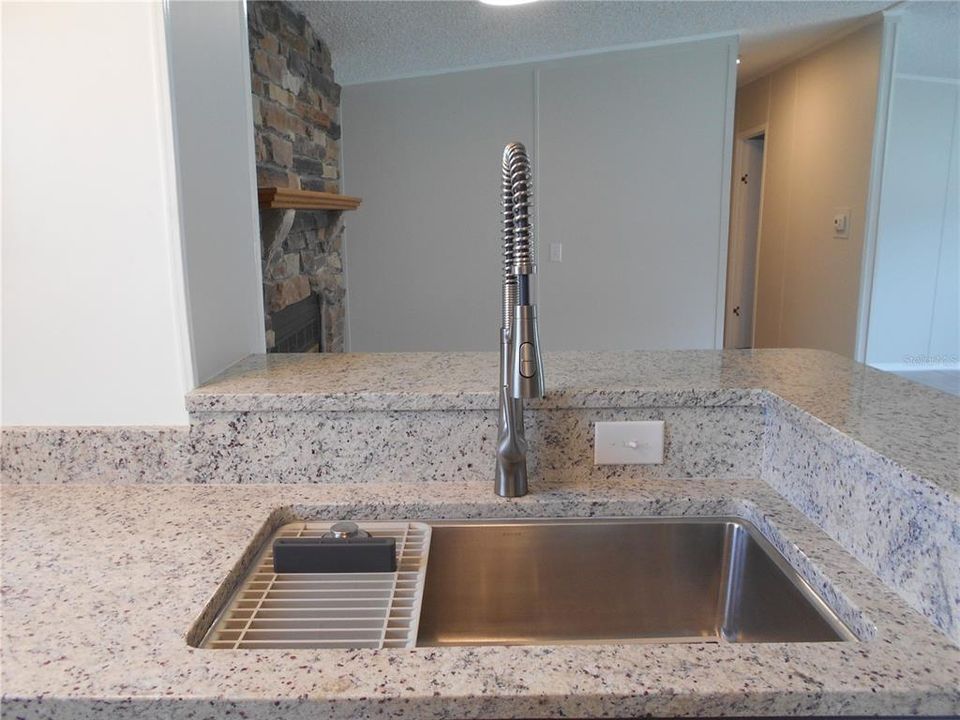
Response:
[165,0,266,383]
[1,2,192,426]
[342,37,737,352]
[1,1,264,426]
[865,3,960,370]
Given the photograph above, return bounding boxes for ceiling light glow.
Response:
[479,0,540,6]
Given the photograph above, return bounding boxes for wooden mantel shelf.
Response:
[258,187,362,211]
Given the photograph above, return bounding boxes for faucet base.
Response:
[495,460,528,498]
[494,391,529,498]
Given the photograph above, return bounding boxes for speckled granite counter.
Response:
[183,350,960,646]
[2,479,959,719]
[3,350,960,642]
[183,349,959,497]
[3,349,960,717]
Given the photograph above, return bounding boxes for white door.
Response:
[724,133,765,349]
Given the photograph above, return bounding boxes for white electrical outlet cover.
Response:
[594,421,665,465]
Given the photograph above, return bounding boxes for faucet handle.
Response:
[510,304,544,399]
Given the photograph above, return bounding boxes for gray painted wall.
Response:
[166,1,266,382]
[341,37,737,352]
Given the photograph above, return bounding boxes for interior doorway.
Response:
[724,129,766,349]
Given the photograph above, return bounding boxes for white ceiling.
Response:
[896,1,960,78]
[291,0,896,86]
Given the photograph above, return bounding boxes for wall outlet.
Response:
[594,421,665,465]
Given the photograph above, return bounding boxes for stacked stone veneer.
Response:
[248,1,345,352]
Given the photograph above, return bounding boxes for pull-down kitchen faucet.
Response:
[495,142,544,498]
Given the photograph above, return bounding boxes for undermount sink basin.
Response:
[417,518,855,646]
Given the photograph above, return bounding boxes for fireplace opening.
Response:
[272,292,323,353]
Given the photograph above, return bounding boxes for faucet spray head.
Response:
[510,304,544,399]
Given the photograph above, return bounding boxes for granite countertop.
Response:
[2,478,960,718]
[188,349,960,502]
[4,349,960,717]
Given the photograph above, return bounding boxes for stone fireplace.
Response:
[248,0,346,352]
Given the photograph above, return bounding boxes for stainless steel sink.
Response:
[417,518,854,646]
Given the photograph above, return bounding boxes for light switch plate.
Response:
[594,421,665,465]
[833,208,851,238]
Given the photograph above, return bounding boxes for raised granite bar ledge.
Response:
[187,349,959,502]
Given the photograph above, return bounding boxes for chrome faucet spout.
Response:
[495,332,528,497]
[495,142,544,498]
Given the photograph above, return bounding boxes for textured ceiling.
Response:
[896,1,960,78]
[291,0,896,86]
